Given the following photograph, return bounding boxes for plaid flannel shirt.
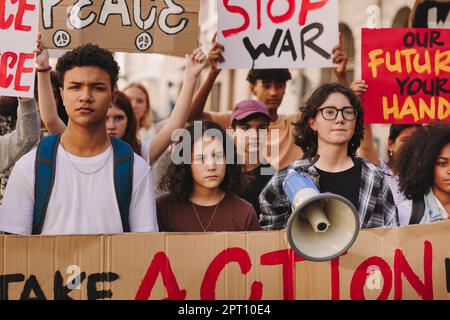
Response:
[258,156,399,230]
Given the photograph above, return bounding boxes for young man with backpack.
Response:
[0,44,158,235]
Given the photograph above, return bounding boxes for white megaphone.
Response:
[283,169,359,261]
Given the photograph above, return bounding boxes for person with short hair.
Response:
[259,83,399,230]
[230,100,276,217]
[0,44,158,235]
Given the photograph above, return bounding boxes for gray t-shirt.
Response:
[0,99,40,205]
[0,99,40,172]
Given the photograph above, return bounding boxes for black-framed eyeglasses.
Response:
[316,106,357,121]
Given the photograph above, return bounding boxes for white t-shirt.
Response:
[139,127,155,163]
[141,139,151,163]
[0,145,159,235]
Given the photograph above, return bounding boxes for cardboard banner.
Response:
[0,220,449,300]
[361,28,450,124]
[217,0,339,69]
[39,0,199,56]
[0,0,39,98]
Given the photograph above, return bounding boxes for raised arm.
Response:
[332,32,349,86]
[148,48,207,165]
[352,80,380,166]
[187,35,224,122]
[34,33,66,134]
[359,123,380,167]
[0,98,40,172]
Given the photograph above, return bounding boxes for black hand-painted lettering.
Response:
[278,29,297,61]
[20,275,46,300]
[396,77,411,95]
[243,28,283,61]
[0,274,25,300]
[300,23,330,60]
[53,270,86,300]
[87,272,119,300]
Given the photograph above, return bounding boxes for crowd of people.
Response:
[0,30,448,236]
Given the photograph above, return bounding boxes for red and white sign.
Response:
[217,0,339,69]
[0,0,38,98]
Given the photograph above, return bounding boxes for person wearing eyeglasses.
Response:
[259,83,399,230]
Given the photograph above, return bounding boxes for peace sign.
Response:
[53,30,71,48]
[135,32,153,51]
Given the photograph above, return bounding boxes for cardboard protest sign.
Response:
[217,0,339,69]
[0,0,39,98]
[410,0,450,28]
[1,220,449,300]
[39,0,199,56]
[361,28,450,124]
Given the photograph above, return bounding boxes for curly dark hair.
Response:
[159,121,246,202]
[293,83,364,159]
[246,69,292,85]
[387,124,423,164]
[396,123,450,200]
[49,70,68,125]
[56,44,119,89]
[113,91,141,156]
[0,96,18,117]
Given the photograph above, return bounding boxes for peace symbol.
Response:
[53,30,71,48]
[135,32,153,51]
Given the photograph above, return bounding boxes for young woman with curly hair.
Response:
[259,83,399,230]
[156,121,261,232]
[396,124,450,225]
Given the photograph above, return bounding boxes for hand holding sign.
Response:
[350,80,368,102]
[34,33,50,69]
[332,33,349,84]
[208,33,225,75]
[185,47,208,79]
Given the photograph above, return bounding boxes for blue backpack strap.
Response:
[33,134,61,235]
[111,136,134,232]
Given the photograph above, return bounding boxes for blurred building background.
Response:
[116,0,417,161]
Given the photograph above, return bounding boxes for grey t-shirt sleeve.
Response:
[0,98,40,172]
